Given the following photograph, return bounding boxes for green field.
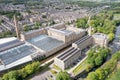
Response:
[72,58,87,75]
[114,13,120,20]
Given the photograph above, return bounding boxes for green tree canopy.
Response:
[56,71,72,80]
[86,72,99,80]
[95,55,103,66]
[2,71,18,80]
[76,17,88,29]
[95,68,106,80]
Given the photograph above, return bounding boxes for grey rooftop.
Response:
[74,35,92,45]
[0,38,24,52]
[57,47,81,62]
[27,34,64,52]
[0,43,37,65]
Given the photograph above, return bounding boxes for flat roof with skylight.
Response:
[27,34,64,52]
[0,43,37,65]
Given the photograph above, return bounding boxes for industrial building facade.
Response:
[54,33,109,70]
[0,22,109,72]
[21,23,86,57]
[54,47,81,70]
[0,23,86,72]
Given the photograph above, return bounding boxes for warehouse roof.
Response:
[0,43,37,65]
[0,37,24,52]
[27,34,64,52]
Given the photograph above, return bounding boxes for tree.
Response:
[86,63,94,72]
[88,50,94,58]
[49,20,56,26]
[2,61,40,80]
[32,61,40,72]
[2,73,9,80]
[42,15,47,18]
[108,33,115,41]
[86,51,120,80]
[25,64,33,75]
[56,71,72,80]
[35,22,41,27]
[95,68,105,80]
[18,69,27,79]
[95,55,103,66]
[89,20,97,27]
[112,51,120,61]
[76,18,88,29]
[23,25,29,31]
[2,71,18,80]
[86,47,109,72]
[86,72,99,80]
[101,49,109,59]
[108,68,120,80]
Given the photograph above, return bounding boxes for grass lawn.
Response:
[72,58,87,75]
[114,13,120,20]
[106,62,120,80]
[50,69,57,76]
[53,64,62,71]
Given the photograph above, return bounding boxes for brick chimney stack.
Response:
[14,15,20,39]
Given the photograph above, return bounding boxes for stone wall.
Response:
[66,27,85,33]
[45,43,70,57]
[20,28,47,41]
[92,33,109,47]
[47,28,86,43]
[93,38,108,47]
[72,36,93,50]
[64,49,81,70]
[50,23,66,30]
[47,28,66,42]
[54,58,65,70]
[54,48,81,70]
